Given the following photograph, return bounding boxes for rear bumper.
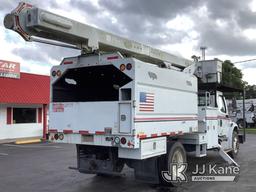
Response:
[48,132,136,148]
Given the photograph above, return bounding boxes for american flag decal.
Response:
[139,92,155,112]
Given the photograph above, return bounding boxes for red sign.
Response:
[0,60,20,79]
[53,103,64,112]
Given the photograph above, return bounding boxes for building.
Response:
[0,72,50,141]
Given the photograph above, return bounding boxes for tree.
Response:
[222,60,244,89]
[245,84,256,99]
[222,60,256,99]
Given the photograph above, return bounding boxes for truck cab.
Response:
[198,90,238,152]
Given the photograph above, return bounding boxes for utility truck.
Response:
[227,99,256,128]
[4,2,244,185]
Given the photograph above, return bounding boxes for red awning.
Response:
[0,72,50,104]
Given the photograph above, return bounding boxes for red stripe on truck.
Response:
[79,130,89,135]
[63,61,73,65]
[151,134,158,138]
[95,131,105,135]
[134,116,198,122]
[63,130,73,134]
[138,134,147,139]
[107,56,119,60]
[48,129,58,133]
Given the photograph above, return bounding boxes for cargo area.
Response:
[50,65,133,135]
[52,65,132,102]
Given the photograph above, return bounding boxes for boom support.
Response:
[4,2,192,68]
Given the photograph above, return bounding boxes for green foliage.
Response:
[245,84,256,99]
[222,60,244,89]
[222,60,256,99]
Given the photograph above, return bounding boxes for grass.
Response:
[245,128,256,134]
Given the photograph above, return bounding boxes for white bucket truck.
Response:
[4,2,244,185]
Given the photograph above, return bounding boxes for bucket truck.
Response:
[4,2,244,185]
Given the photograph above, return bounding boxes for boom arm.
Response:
[4,2,192,68]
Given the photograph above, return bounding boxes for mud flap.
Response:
[132,157,160,184]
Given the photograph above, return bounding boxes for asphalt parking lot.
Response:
[0,134,256,192]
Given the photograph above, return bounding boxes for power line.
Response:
[233,58,256,64]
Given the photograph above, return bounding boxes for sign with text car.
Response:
[0,60,20,79]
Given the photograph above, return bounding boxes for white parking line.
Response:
[0,153,8,156]
[2,144,63,149]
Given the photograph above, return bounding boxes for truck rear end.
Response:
[49,53,135,147]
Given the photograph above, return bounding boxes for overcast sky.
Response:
[1,0,256,84]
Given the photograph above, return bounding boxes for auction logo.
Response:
[191,164,240,182]
[162,163,188,182]
[161,163,240,182]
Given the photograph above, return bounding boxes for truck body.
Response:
[49,53,198,157]
[4,2,244,184]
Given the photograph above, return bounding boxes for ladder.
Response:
[4,2,192,68]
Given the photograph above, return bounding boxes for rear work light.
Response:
[114,137,120,144]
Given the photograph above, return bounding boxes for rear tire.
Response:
[228,131,239,158]
[237,119,247,128]
[158,141,187,186]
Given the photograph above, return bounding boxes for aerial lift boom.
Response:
[4,2,192,68]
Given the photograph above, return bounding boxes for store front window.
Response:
[13,108,37,124]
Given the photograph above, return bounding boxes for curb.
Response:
[15,139,42,145]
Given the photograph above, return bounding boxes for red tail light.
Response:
[120,64,126,71]
[54,134,59,140]
[56,70,62,76]
[121,137,127,145]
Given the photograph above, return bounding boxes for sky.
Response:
[1,0,256,85]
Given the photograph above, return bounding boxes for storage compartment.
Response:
[118,137,166,159]
[52,65,132,102]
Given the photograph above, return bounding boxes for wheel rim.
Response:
[171,149,184,179]
[233,135,239,154]
[238,122,243,128]
[172,149,184,163]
